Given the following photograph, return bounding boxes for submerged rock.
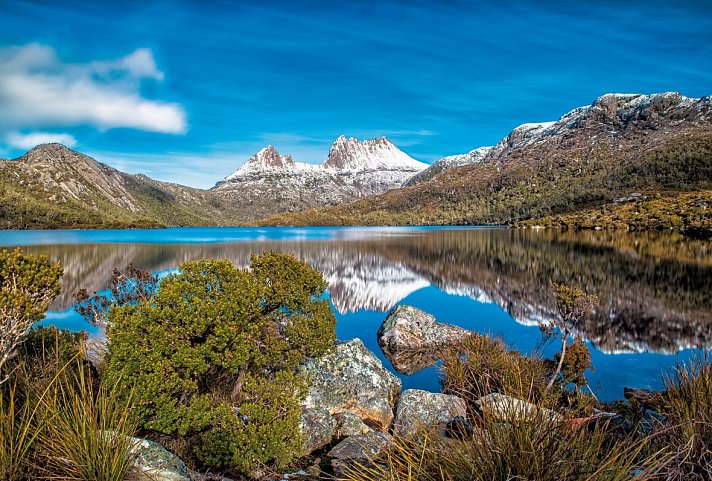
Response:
[378,305,470,374]
[328,432,394,477]
[623,387,661,409]
[393,389,468,436]
[476,393,562,423]
[300,339,401,454]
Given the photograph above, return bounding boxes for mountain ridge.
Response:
[2,91,710,231]
[0,143,239,229]
[210,135,428,219]
[0,135,429,228]
[255,91,712,230]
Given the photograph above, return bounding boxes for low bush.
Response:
[103,251,336,475]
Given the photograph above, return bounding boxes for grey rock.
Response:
[334,412,373,438]
[623,387,660,409]
[378,305,470,374]
[328,432,394,478]
[299,407,338,455]
[300,339,401,454]
[394,389,467,436]
[127,436,191,481]
[445,416,474,439]
[476,393,562,423]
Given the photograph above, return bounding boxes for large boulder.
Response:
[393,389,468,436]
[334,412,373,438]
[476,393,562,423]
[300,339,401,454]
[378,305,470,374]
[128,436,192,481]
[300,407,338,455]
[327,432,394,477]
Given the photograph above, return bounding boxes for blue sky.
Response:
[0,0,710,188]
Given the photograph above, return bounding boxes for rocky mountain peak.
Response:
[324,135,427,172]
[488,91,711,159]
[403,146,493,186]
[17,143,81,166]
[220,145,298,182]
[247,145,295,169]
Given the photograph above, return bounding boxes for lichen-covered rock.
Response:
[378,305,470,374]
[394,389,467,435]
[300,407,338,455]
[328,432,394,477]
[189,473,235,481]
[476,393,562,423]
[128,436,191,481]
[300,339,401,454]
[334,411,373,438]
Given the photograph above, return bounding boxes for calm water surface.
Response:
[1,226,710,401]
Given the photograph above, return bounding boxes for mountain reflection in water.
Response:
[3,227,710,400]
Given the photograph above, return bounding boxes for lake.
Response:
[1,226,710,401]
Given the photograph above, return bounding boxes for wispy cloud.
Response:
[5,131,77,150]
[0,44,186,135]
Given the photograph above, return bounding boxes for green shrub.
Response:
[104,251,336,475]
[546,284,597,389]
[556,336,593,389]
[0,248,62,383]
[16,326,87,385]
[74,264,160,330]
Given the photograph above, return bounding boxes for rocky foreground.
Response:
[129,305,670,481]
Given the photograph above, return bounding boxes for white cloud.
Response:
[90,48,164,81]
[5,131,77,150]
[0,44,186,134]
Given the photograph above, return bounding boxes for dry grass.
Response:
[439,334,555,414]
[35,367,140,481]
[656,352,712,480]
[340,412,666,481]
[0,329,141,481]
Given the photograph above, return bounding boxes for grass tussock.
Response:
[656,352,712,480]
[36,369,140,481]
[439,335,555,412]
[0,376,45,480]
[344,337,712,481]
[0,328,141,481]
[340,413,666,481]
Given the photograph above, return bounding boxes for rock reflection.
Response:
[19,228,712,355]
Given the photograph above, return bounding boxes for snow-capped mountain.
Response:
[212,136,428,220]
[324,135,427,172]
[223,146,309,179]
[486,92,710,159]
[407,92,710,187]
[404,146,492,186]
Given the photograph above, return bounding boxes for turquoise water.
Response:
[3,226,710,401]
